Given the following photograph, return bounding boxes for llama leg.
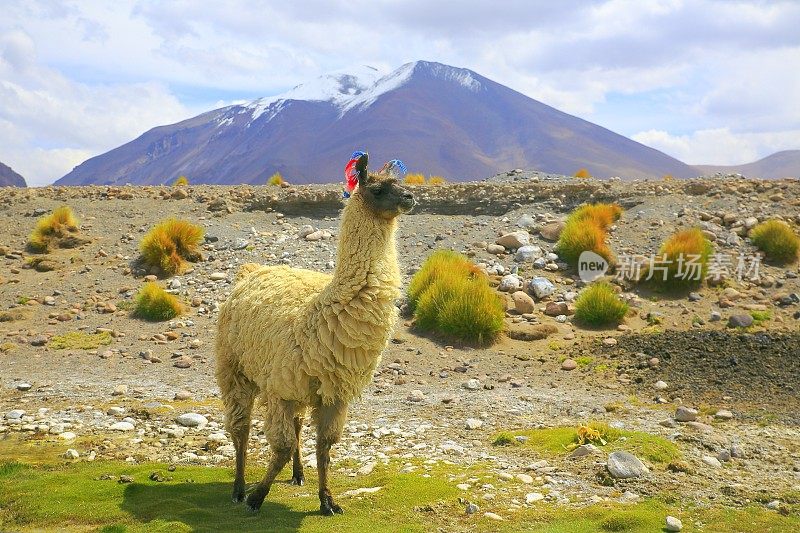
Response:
[313,401,348,516]
[245,399,296,512]
[290,413,305,486]
[218,368,258,503]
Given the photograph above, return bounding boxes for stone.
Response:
[465,503,479,514]
[112,384,128,396]
[233,238,249,249]
[701,455,722,468]
[209,272,227,281]
[5,409,25,420]
[539,221,565,241]
[110,421,135,431]
[607,451,647,479]
[486,244,505,255]
[465,418,483,430]
[173,355,192,368]
[496,231,530,249]
[728,314,753,328]
[528,277,555,299]
[176,413,208,429]
[569,444,598,458]
[64,449,80,459]
[654,380,668,391]
[717,449,731,462]
[498,274,523,292]
[16,382,32,391]
[59,431,77,440]
[674,406,698,422]
[406,390,425,402]
[516,473,533,484]
[516,214,536,229]
[512,291,536,314]
[525,492,545,503]
[665,516,683,531]
[544,302,569,316]
[714,409,734,420]
[463,379,480,391]
[484,512,503,521]
[515,245,542,262]
[561,359,577,371]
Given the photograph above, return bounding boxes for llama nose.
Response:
[402,191,414,200]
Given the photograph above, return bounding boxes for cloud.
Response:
[632,128,800,165]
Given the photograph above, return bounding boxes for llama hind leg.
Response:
[313,401,348,516]
[245,399,298,512]
[290,412,305,486]
[218,367,258,503]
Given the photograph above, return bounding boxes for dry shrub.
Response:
[133,282,185,321]
[267,172,284,186]
[643,228,713,290]
[750,220,799,264]
[403,173,426,185]
[568,203,623,231]
[27,206,85,253]
[574,168,591,179]
[428,176,447,185]
[139,218,204,276]
[573,282,628,327]
[173,175,189,186]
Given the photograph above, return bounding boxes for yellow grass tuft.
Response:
[27,206,82,253]
[750,220,799,264]
[173,175,189,186]
[574,168,591,179]
[133,282,185,321]
[573,282,628,327]
[644,227,713,290]
[427,175,447,185]
[568,203,623,231]
[267,172,284,186]
[403,173,426,185]
[556,203,622,268]
[139,218,204,276]
[409,250,504,345]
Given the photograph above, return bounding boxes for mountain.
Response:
[56,61,698,186]
[0,161,26,187]
[695,150,800,179]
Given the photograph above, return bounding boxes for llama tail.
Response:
[235,262,261,282]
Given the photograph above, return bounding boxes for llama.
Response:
[215,152,415,515]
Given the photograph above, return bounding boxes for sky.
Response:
[1,0,799,186]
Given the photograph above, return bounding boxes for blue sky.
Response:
[1,0,799,185]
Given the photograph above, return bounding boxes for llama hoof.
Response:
[245,494,264,513]
[290,475,305,486]
[232,491,245,503]
[320,500,343,516]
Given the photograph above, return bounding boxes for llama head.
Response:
[352,153,415,219]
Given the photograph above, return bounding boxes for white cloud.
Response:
[632,128,800,165]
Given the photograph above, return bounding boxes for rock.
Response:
[118,475,134,483]
[5,409,25,420]
[715,409,734,420]
[16,382,32,391]
[463,379,480,391]
[561,359,577,371]
[107,407,126,416]
[674,406,698,422]
[512,291,536,314]
[465,502,479,514]
[29,335,48,346]
[525,492,545,503]
[171,188,189,199]
[539,221,565,241]
[483,512,503,521]
[528,277,555,299]
[110,421,135,431]
[59,431,77,440]
[486,244,506,255]
[209,272,227,281]
[357,462,376,476]
[654,380,668,390]
[544,302,569,316]
[570,444,598,458]
[702,455,722,468]
[305,230,327,241]
[516,214,536,229]
[173,355,192,368]
[465,418,483,430]
[498,274,523,292]
[665,515,683,531]
[112,385,128,396]
[496,231,530,249]
[607,451,647,479]
[728,314,753,328]
[63,449,79,459]
[516,473,533,484]
[506,323,558,341]
[174,390,193,400]
[176,413,208,429]
[233,238,249,249]
[515,245,542,262]
[717,449,731,462]
[406,390,425,402]
[709,311,722,322]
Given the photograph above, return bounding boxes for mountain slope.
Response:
[56,61,698,185]
[695,150,800,179]
[0,162,26,187]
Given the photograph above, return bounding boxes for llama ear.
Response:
[355,152,369,187]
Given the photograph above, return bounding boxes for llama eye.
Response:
[371,187,383,196]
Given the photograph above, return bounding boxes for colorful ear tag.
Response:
[343,150,367,198]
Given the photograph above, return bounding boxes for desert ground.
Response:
[1,174,799,532]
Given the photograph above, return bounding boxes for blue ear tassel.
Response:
[387,159,407,176]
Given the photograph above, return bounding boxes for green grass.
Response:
[492,432,518,446]
[750,310,772,325]
[49,331,112,350]
[133,282,185,321]
[493,422,680,464]
[573,282,629,327]
[750,220,799,264]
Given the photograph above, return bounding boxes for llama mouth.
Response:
[399,198,416,213]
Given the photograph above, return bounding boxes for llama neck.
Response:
[323,194,400,302]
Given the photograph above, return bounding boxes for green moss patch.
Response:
[49,331,112,350]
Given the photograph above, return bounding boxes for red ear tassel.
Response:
[344,150,367,195]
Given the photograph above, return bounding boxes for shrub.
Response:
[643,228,713,290]
[750,220,799,264]
[428,175,447,185]
[27,206,81,252]
[133,282,185,321]
[409,250,504,345]
[574,168,591,179]
[267,172,284,186]
[568,203,623,231]
[556,220,614,267]
[173,175,189,186]
[139,218,204,276]
[573,282,628,327]
[403,173,425,185]
[662,174,674,181]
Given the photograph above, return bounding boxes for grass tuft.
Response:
[428,175,447,185]
[492,432,518,446]
[133,282,185,321]
[27,206,83,253]
[573,282,628,327]
[409,250,504,345]
[643,227,713,291]
[139,218,204,276]
[403,173,425,185]
[574,168,591,179]
[750,219,799,264]
[267,172,284,186]
[172,175,189,186]
[556,203,621,267]
[50,331,112,350]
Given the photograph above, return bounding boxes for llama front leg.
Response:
[290,414,305,486]
[313,402,348,516]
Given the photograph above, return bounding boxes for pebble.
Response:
[528,277,555,299]
[674,406,698,422]
[110,421,135,431]
[112,384,128,396]
[654,380,668,390]
[483,512,503,521]
[569,444,598,458]
[561,359,577,371]
[63,449,80,459]
[59,431,77,440]
[17,383,32,391]
[496,231,529,249]
[465,502,479,514]
[516,473,533,484]
[702,455,722,468]
[209,272,227,281]
[512,291,535,314]
[173,355,193,368]
[463,379,480,391]
[176,413,208,429]
[665,515,683,531]
[406,390,425,402]
[525,492,545,503]
[174,390,193,400]
[714,409,734,420]
[5,409,25,420]
[607,450,647,479]
[465,418,483,430]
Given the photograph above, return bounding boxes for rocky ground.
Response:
[1,174,799,530]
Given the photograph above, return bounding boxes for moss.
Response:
[575,356,593,367]
[49,331,112,350]
[749,310,771,325]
